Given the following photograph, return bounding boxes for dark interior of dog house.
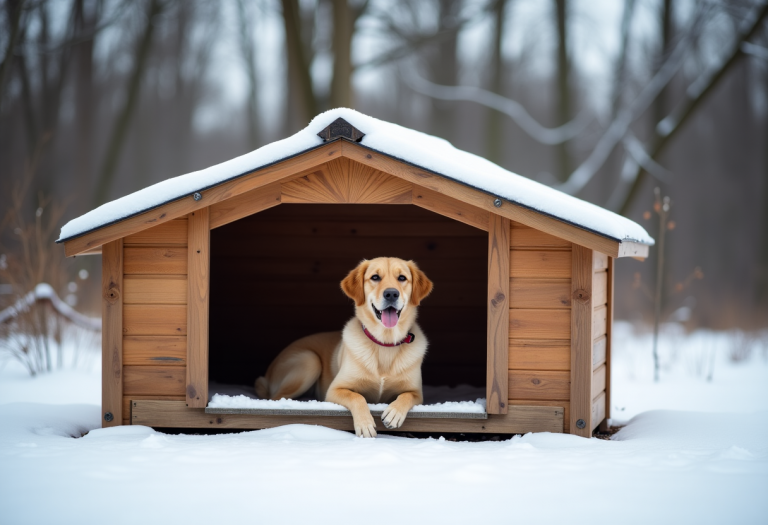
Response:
[208,204,488,401]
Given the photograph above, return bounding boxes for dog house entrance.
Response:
[207,204,488,418]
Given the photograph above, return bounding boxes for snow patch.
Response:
[207,393,487,413]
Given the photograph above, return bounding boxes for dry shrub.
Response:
[0,156,99,375]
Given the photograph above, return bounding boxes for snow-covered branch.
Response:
[555,5,712,196]
[401,67,591,145]
[0,284,101,331]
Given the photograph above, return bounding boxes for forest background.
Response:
[1,0,767,332]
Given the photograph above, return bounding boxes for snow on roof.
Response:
[58,108,654,245]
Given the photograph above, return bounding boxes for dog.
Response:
[255,257,433,437]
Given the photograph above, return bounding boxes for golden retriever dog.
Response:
[255,257,433,437]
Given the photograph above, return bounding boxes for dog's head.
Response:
[341,257,433,338]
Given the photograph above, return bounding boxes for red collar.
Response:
[361,324,415,347]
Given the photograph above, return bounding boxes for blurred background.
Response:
[0,0,766,337]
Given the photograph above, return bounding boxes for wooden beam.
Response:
[101,240,123,427]
[186,208,210,408]
[341,141,634,257]
[618,241,649,259]
[132,400,563,434]
[209,182,282,229]
[412,187,489,231]
[570,244,594,437]
[63,143,342,256]
[487,214,510,414]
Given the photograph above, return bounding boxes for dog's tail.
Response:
[255,376,269,399]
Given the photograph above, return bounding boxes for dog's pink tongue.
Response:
[381,307,399,328]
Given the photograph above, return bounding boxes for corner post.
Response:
[186,208,210,408]
[570,244,593,436]
[487,214,510,414]
[599,257,614,432]
[102,239,123,427]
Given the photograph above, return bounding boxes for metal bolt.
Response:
[192,192,202,201]
[104,412,114,422]
[576,418,586,429]
[493,198,502,208]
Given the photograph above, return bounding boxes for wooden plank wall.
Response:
[121,218,190,423]
[591,253,610,431]
[507,222,573,432]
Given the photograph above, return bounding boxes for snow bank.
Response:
[58,108,653,245]
[207,393,487,413]
[1,404,766,525]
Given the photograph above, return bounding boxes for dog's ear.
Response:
[407,261,433,306]
[341,260,369,306]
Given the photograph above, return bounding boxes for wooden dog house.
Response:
[58,109,652,437]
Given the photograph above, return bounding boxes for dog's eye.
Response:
[398,275,407,282]
[371,275,380,281]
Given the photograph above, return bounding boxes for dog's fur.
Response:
[255,257,433,437]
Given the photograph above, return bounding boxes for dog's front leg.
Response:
[326,387,377,438]
[382,391,421,429]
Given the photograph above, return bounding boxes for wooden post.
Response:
[186,208,210,408]
[570,244,593,437]
[101,239,123,427]
[599,257,614,432]
[486,214,510,414]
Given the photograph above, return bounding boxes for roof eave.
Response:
[59,139,652,259]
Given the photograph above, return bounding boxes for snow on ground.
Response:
[1,325,767,524]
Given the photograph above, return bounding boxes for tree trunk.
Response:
[554,0,571,182]
[429,0,461,144]
[330,0,354,109]
[94,0,163,206]
[486,0,508,166]
[237,0,260,148]
[0,0,25,105]
[281,0,317,133]
[73,0,99,212]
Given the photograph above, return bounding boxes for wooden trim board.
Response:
[186,209,210,407]
[133,401,563,433]
[486,214,510,414]
[570,244,594,437]
[599,257,615,432]
[101,240,123,427]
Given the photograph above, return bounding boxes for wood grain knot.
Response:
[572,288,591,304]
[366,154,372,159]
[186,385,197,398]
[491,292,506,307]
[105,285,120,304]
[531,378,541,385]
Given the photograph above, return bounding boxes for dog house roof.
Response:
[57,108,653,247]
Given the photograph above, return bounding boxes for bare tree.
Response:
[553,0,571,181]
[93,0,166,206]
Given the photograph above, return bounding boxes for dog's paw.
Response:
[381,403,408,429]
[354,413,377,438]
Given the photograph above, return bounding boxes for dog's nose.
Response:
[383,288,400,303]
